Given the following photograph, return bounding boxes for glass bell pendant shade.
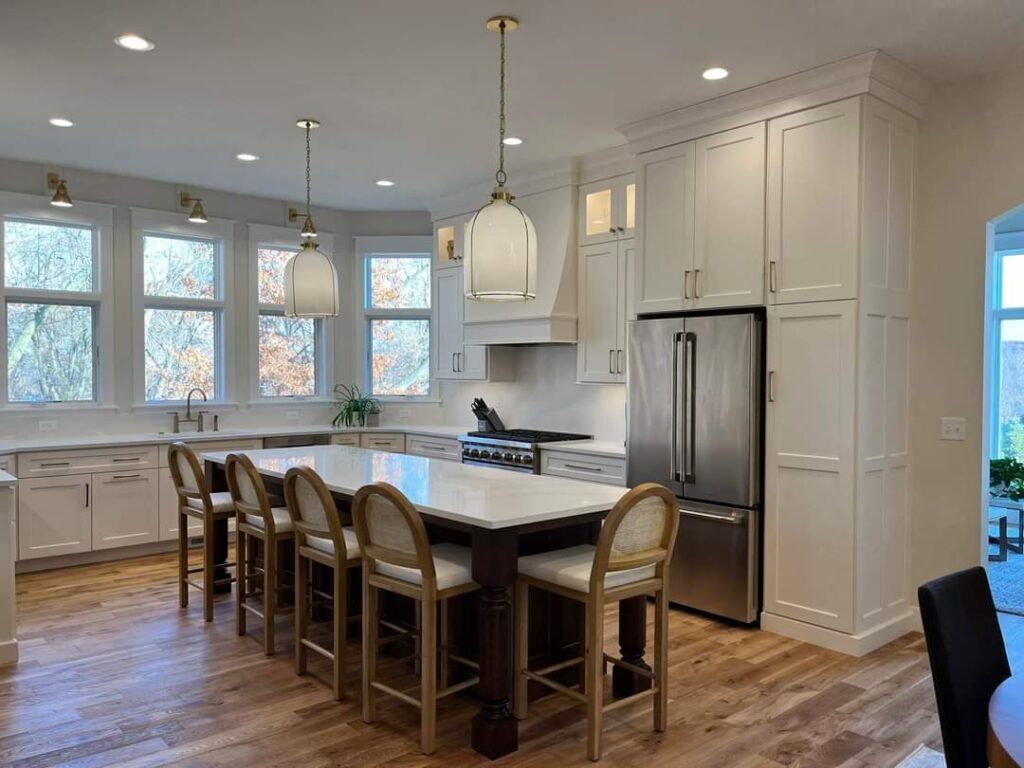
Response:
[464,193,537,301]
[284,241,339,317]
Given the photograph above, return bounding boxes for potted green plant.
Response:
[990,456,1024,501]
[333,384,382,428]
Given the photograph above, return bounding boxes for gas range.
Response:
[458,429,592,473]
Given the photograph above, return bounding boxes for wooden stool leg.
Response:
[513,580,529,719]
[263,534,277,655]
[236,530,247,636]
[295,548,307,675]
[439,598,450,691]
[362,578,378,723]
[333,563,346,700]
[178,511,188,608]
[203,515,214,623]
[586,599,604,761]
[420,595,437,755]
[653,588,668,733]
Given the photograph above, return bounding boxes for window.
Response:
[359,238,432,398]
[993,249,1024,459]
[0,195,113,407]
[133,210,231,404]
[256,244,320,397]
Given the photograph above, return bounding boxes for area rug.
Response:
[895,744,945,768]
[988,540,1024,616]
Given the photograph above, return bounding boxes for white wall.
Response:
[0,157,430,438]
[910,66,1024,589]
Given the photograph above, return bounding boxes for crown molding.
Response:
[428,157,578,221]
[577,144,635,185]
[620,50,931,156]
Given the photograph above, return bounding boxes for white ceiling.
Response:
[2,0,1023,211]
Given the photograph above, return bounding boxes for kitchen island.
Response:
[201,444,640,759]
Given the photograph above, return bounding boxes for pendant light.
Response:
[48,173,73,208]
[464,16,536,302]
[284,119,339,317]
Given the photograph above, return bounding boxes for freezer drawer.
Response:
[669,505,758,623]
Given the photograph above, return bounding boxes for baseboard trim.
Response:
[761,610,918,657]
[0,638,18,666]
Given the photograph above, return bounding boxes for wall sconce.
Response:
[47,173,73,208]
[179,192,208,224]
[287,205,317,238]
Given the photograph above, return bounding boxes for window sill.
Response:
[0,403,118,413]
[246,399,335,408]
[131,401,241,413]
[375,396,442,405]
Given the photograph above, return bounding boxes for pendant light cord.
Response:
[305,121,312,218]
[496,19,507,188]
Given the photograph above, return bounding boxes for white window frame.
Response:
[247,223,334,403]
[131,208,235,406]
[0,191,114,409]
[989,240,1024,458]
[355,235,434,402]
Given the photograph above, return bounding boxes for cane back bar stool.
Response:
[168,442,237,622]
[226,452,295,655]
[283,465,362,700]
[514,483,680,761]
[352,481,481,755]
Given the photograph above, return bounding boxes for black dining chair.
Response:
[918,566,1011,768]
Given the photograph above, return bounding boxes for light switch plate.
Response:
[941,417,966,441]
[38,420,56,432]
[398,408,411,419]
[286,410,299,422]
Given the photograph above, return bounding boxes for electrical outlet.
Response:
[398,408,411,420]
[38,420,57,432]
[940,417,966,441]
[286,410,299,422]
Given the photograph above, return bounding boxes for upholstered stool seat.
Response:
[518,544,655,592]
[244,507,294,533]
[185,491,234,515]
[377,543,473,590]
[305,527,360,558]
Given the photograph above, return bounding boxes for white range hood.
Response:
[430,163,579,346]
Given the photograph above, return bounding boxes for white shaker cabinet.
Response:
[18,475,92,560]
[432,267,489,381]
[693,123,766,308]
[578,174,635,247]
[764,301,857,632]
[634,141,695,314]
[766,98,861,304]
[577,239,632,383]
[92,469,159,551]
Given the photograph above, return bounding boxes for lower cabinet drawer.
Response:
[158,467,203,541]
[19,446,158,478]
[91,469,160,551]
[406,435,461,461]
[540,451,626,486]
[18,475,92,560]
[360,433,406,453]
[331,434,361,447]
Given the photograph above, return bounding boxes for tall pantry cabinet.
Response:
[762,95,916,653]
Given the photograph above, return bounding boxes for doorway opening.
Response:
[983,204,1024,615]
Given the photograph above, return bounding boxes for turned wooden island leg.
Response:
[471,528,519,759]
[205,461,233,595]
[612,595,652,697]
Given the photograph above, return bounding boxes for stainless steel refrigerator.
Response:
[627,311,762,623]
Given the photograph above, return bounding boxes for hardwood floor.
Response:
[0,552,1008,768]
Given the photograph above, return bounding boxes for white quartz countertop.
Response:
[540,440,626,459]
[0,424,466,456]
[0,470,15,487]
[202,445,628,530]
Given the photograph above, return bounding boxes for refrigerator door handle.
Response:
[683,331,697,484]
[680,508,743,525]
[671,331,684,482]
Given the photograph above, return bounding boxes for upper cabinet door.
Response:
[434,214,470,269]
[693,124,766,309]
[579,180,618,247]
[458,343,488,381]
[620,176,636,240]
[577,242,622,383]
[635,141,696,315]
[767,98,861,304]
[433,268,462,380]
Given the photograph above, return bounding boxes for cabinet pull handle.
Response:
[85,482,90,508]
[683,270,691,300]
[40,461,71,468]
[609,227,617,234]
[617,349,624,374]
[452,352,457,373]
[768,371,777,402]
[565,463,602,472]
[609,349,615,374]
[112,457,139,463]
[421,444,446,452]
[769,260,778,293]
[694,268,701,298]
[112,473,141,480]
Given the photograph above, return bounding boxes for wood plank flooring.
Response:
[0,551,1005,767]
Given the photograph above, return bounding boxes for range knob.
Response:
[503,452,514,462]
[470,449,480,458]
[462,447,471,457]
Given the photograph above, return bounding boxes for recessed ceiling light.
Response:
[375,179,395,187]
[702,67,729,81]
[502,137,523,146]
[114,34,156,52]
[48,117,74,128]
[236,153,260,162]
